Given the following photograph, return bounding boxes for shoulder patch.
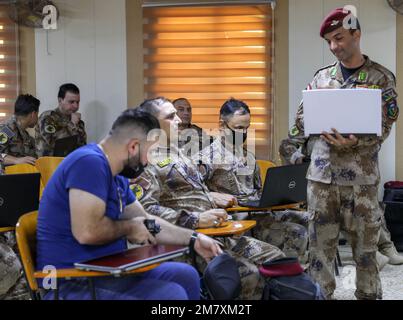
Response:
[385,101,399,121]
[157,157,172,168]
[290,125,300,137]
[44,124,56,134]
[383,88,398,103]
[130,184,144,200]
[0,132,8,145]
[0,126,15,144]
[132,175,151,191]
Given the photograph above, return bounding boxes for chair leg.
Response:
[336,249,343,267]
[334,258,340,276]
[88,278,97,300]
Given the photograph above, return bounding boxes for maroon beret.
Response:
[320,7,359,38]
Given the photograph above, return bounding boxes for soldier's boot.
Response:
[375,251,389,271]
[381,247,403,265]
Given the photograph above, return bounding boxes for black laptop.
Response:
[238,162,310,208]
[54,135,78,157]
[0,173,41,227]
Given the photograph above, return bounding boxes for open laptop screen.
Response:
[0,173,40,227]
[54,135,79,157]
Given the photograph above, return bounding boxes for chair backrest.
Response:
[35,157,64,187]
[15,211,39,292]
[256,160,276,185]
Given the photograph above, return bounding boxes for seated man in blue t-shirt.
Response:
[36,108,222,300]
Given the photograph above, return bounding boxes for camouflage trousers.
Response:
[378,211,395,254]
[173,235,285,300]
[307,181,382,300]
[0,233,29,300]
[251,211,309,261]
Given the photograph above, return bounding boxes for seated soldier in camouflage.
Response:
[35,83,87,157]
[0,233,29,300]
[0,94,39,168]
[132,97,285,300]
[196,98,309,261]
[172,98,212,155]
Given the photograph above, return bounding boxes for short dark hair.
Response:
[58,83,80,99]
[137,97,172,117]
[110,108,160,139]
[220,98,251,122]
[172,97,190,106]
[14,94,40,116]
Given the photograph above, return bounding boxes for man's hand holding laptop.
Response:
[320,128,359,148]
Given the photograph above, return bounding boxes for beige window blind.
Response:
[143,4,273,158]
[0,5,19,120]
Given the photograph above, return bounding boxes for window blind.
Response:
[0,5,19,120]
[143,4,273,158]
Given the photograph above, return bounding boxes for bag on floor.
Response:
[202,253,241,300]
[259,257,325,300]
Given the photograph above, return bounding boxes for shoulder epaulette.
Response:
[313,62,338,78]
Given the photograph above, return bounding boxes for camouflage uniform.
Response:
[281,56,399,300]
[0,155,4,174]
[0,116,36,158]
[178,123,213,158]
[0,233,29,300]
[35,108,87,157]
[198,137,309,260]
[132,145,285,299]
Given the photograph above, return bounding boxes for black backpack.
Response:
[202,253,241,300]
[260,257,325,300]
[262,273,325,300]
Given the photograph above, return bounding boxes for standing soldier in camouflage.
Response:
[280,8,399,300]
[198,98,309,261]
[0,94,39,169]
[134,97,285,300]
[35,83,87,157]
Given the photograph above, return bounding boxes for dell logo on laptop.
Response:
[288,181,296,189]
[0,197,4,207]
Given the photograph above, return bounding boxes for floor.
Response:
[333,245,403,300]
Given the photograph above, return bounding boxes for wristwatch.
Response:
[189,232,199,256]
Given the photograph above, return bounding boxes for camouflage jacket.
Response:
[0,116,36,158]
[197,137,262,202]
[131,144,216,229]
[35,107,87,157]
[280,56,399,186]
[178,123,213,157]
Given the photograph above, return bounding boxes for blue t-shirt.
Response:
[36,143,136,270]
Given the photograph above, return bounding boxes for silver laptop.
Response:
[303,89,382,136]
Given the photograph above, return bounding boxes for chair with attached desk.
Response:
[15,211,158,300]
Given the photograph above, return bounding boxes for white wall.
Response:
[289,0,396,196]
[35,0,127,142]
